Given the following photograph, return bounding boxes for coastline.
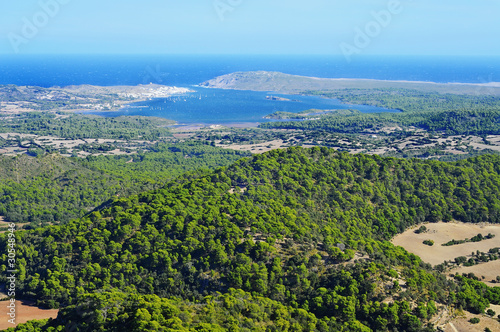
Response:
[200,71,500,96]
[0,84,194,115]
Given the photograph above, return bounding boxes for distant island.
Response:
[265,95,301,102]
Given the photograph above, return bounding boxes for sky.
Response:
[0,0,498,56]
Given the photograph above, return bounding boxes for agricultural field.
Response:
[0,300,58,330]
[392,222,500,265]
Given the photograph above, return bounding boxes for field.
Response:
[0,300,59,330]
[391,222,500,266]
[393,222,500,331]
[453,261,500,286]
[441,311,500,332]
[215,139,287,154]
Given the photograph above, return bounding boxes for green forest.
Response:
[0,142,249,227]
[261,89,500,136]
[4,147,500,331]
[0,113,175,140]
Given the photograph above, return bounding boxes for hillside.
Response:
[0,143,249,227]
[200,71,500,96]
[4,147,500,331]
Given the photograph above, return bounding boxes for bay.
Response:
[84,87,397,125]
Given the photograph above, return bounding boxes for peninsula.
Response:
[201,71,500,95]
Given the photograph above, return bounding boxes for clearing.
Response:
[0,300,58,330]
[392,222,500,266]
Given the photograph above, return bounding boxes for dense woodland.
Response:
[0,142,249,227]
[0,113,174,140]
[4,148,500,331]
[261,89,500,136]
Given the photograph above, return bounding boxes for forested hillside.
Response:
[4,147,500,331]
[0,113,174,140]
[0,142,249,227]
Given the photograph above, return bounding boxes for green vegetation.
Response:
[304,89,500,113]
[264,109,357,120]
[0,112,175,140]
[415,225,428,234]
[423,240,434,246]
[4,148,500,330]
[442,233,495,246]
[260,109,500,137]
[0,142,249,227]
[260,89,500,137]
[469,317,480,324]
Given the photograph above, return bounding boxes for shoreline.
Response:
[200,71,500,95]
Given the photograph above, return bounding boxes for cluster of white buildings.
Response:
[119,86,192,99]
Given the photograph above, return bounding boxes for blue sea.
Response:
[1,55,499,125]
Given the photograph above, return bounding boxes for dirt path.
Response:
[449,322,459,332]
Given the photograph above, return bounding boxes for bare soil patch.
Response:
[0,300,58,330]
[443,311,500,332]
[0,217,29,234]
[452,260,500,286]
[216,139,287,154]
[392,222,500,266]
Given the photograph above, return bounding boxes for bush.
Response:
[469,317,480,324]
[415,225,427,234]
[423,240,434,246]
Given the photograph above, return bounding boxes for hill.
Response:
[4,147,500,331]
[0,143,249,227]
[200,71,500,96]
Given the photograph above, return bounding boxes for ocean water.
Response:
[1,55,498,125]
[1,55,499,87]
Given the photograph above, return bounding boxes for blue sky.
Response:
[0,0,498,55]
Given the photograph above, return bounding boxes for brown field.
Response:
[216,139,288,154]
[443,311,500,332]
[391,222,500,266]
[0,300,58,330]
[0,217,28,233]
[431,305,500,332]
[452,260,500,286]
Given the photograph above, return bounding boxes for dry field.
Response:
[431,305,500,332]
[452,260,500,286]
[442,311,500,332]
[392,222,500,266]
[0,300,59,330]
[0,216,28,233]
[216,139,288,154]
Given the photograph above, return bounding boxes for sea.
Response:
[1,54,499,125]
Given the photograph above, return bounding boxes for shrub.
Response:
[415,225,427,234]
[469,317,480,324]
